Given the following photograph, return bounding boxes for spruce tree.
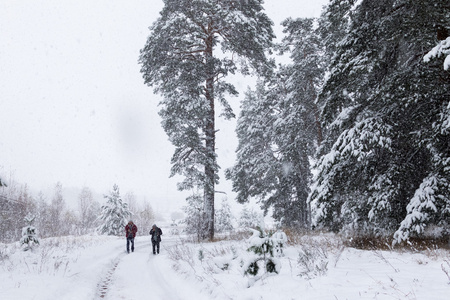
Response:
[226,17,323,228]
[243,227,280,285]
[238,206,261,229]
[98,184,131,236]
[182,193,205,241]
[215,197,234,233]
[309,0,450,239]
[139,0,274,240]
[49,182,66,237]
[77,186,100,235]
[20,214,39,251]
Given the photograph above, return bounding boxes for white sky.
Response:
[0,0,328,211]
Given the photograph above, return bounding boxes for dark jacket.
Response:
[149,227,162,243]
[125,223,138,238]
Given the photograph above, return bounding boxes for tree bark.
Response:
[203,27,215,241]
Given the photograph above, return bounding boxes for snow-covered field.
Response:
[1,228,449,300]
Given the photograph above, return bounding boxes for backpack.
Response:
[151,228,161,242]
[127,225,134,238]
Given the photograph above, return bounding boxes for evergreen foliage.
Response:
[49,182,67,237]
[0,185,35,242]
[238,206,261,229]
[139,0,274,240]
[309,0,450,240]
[0,177,122,242]
[243,227,280,278]
[215,197,234,233]
[182,193,206,242]
[98,184,131,236]
[20,214,39,251]
[226,17,323,228]
[77,187,101,235]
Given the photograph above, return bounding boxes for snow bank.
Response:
[1,233,449,299]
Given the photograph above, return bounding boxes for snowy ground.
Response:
[1,229,449,300]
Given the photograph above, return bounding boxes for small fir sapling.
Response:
[20,214,39,251]
[243,227,281,277]
[198,249,204,262]
[272,230,288,257]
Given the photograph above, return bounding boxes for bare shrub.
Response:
[0,245,9,263]
[344,231,449,252]
[166,243,195,268]
[344,234,392,250]
[281,227,309,245]
[297,243,329,279]
[442,259,450,284]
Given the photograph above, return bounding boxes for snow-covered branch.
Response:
[423,37,450,70]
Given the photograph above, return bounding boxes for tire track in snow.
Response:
[102,236,202,300]
[94,240,152,299]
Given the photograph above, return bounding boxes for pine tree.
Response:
[139,0,274,240]
[226,17,323,228]
[77,186,100,235]
[135,200,155,236]
[238,206,261,229]
[36,192,52,239]
[309,0,450,239]
[20,214,39,251]
[98,184,131,236]
[49,182,66,237]
[182,192,205,241]
[215,197,234,233]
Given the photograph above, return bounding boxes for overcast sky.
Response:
[0,0,328,212]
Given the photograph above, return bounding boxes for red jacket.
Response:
[125,223,137,238]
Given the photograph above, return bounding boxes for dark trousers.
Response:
[152,241,160,254]
[127,237,135,252]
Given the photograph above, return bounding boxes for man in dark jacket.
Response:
[149,224,162,254]
[125,221,138,253]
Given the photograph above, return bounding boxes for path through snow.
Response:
[96,236,209,300]
[0,234,211,300]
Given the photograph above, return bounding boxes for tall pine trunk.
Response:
[139,1,274,241]
[203,29,215,241]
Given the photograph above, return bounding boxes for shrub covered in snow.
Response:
[272,230,288,257]
[242,228,281,282]
[20,214,39,251]
[297,243,328,279]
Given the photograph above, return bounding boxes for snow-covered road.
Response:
[102,236,203,300]
[0,234,211,300]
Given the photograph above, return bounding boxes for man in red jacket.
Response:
[125,221,138,253]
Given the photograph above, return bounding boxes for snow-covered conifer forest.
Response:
[1,0,449,299]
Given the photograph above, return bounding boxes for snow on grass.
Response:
[0,230,449,300]
[0,235,125,299]
[165,232,450,299]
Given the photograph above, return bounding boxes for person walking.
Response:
[125,220,138,253]
[149,224,162,254]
